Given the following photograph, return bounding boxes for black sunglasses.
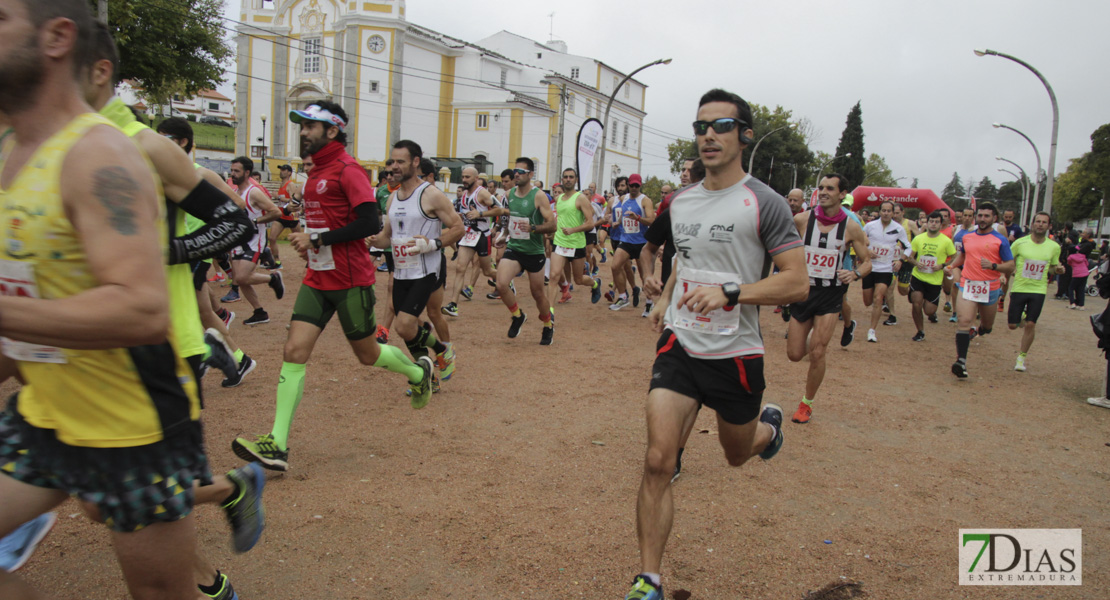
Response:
[692,118,748,136]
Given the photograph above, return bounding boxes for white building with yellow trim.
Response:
[235,0,647,191]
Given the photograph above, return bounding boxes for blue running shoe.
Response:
[0,512,56,572]
[591,277,602,304]
[223,463,266,553]
[221,289,240,303]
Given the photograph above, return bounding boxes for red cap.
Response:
[628,174,643,185]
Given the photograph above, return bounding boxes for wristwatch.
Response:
[310,233,321,249]
[434,239,443,251]
[991,263,997,270]
[721,282,741,307]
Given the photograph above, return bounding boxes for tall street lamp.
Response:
[997,168,1028,227]
[995,156,1030,225]
[594,58,671,190]
[747,125,791,175]
[992,122,1041,224]
[259,113,268,179]
[976,49,1059,215]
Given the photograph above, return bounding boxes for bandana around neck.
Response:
[814,205,847,225]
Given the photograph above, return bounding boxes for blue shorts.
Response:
[955,284,1002,306]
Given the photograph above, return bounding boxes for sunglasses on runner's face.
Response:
[513,168,530,175]
[692,118,748,136]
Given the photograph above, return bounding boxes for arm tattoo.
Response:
[92,167,140,235]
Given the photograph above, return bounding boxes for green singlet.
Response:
[506,187,545,255]
[553,191,586,249]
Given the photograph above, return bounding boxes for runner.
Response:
[0,3,206,596]
[626,88,807,600]
[266,163,303,269]
[1007,212,1062,371]
[233,105,436,472]
[608,174,655,314]
[548,168,602,307]
[493,157,557,344]
[946,202,1014,378]
[861,201,911,342]
[938,208,957,318]
[785,188,805,215]
[415,156,457,372]
[786,174,871,424]
[604,176,636,303]
[904,210,957,341]
[228,156,286,325]
[837,194,864,347]
[442,166,497,317]
[890,202,919,305]
[374,160,400,343]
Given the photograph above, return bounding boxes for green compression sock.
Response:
[234,348,245,362]
[373,343,424,384]
[271,362,306,450]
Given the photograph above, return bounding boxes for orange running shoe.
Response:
[791,401,812,424]
[558,286,573,304]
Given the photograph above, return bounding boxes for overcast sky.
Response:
[226,0,1109,193]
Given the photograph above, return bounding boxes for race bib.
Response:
[622,215,640,234]
[1022,259,1047,281]
[460,228,481,248]
[962,279,990,303]
[0,261,66,363]
[508,216,531,240]
[805,247,840,280]
[305,227,334,271]
[671,267,742,336]
[555,245,576,258]
[871,243,894,262]
[391,237,421,270]
[917,255,938,274]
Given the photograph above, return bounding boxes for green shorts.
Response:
[291,284,376,340]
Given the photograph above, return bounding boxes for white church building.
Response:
[235,0,648,190]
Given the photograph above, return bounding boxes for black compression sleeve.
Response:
[644,208,671,247]
[319,201,381,247]
[168,179,254,265]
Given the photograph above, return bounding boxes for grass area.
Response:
[149,116,236,152]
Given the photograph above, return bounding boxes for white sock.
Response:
[642,572,661,587]
[544,259,550,278]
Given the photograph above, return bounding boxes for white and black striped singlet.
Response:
[388,181,442,281]
[805,211,848,288]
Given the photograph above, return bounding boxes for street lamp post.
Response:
[780,162,798,189]
[594,58,671,191]
[993,123,1041,226]
[259,114,268,179]
[997,168,1028,228]
[976,49,1059,215]
[747,125,791,175]
[995,157,1030,225]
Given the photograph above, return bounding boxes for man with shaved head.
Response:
[786,188,805,215]
[443,166,502,317]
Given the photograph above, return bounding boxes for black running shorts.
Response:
[861,271,893,290]
[392,274,439,318]
[1008,292,1046,325]
[585,232,598,247]
[503,249,546,274]
[649,330,764,426]
[619,241,645,261]
[909,276,943,306]
[789,285,845,323]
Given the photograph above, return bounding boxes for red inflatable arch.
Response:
[847,186,956,225]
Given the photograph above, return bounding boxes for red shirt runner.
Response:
[301,141,377,290]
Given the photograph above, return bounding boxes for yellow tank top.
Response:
[0,112,200,448]
[100,99,206,359]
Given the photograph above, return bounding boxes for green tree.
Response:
[1053,154,1102,223]
[640,175,677,205]
[860,153,896,187]
[743,104,814,195]
[99,0,232,105]
[972,176,998,202]
[995,180,1025,217]
[941,172,965,210]
[666,138,697,175]
[832,101,865,188]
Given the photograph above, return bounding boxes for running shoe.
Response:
[200,572,239,600]
[1014,354,1027,372]
[609,297,630,311]
[968,326,978,341]
[998,297,1005,312]
[951,360,969,379]
[221,289,241,303]
[410,356,434,409]
[220,309,236,329]
[867,328,877,343]
[600,249,607,263]
[632,286,641,307]
[791,401,811,424]
[604,289,615,303]
[268,272,285,300]
[221,354,256,389]
[624,574,662,600]
[377,263,389,272]
[948,314,958,323]
[375,325,389,344]
[883,315,898,326]
[759,404,785,459]
[540,323,554,346]
[508,312,527,338]
[244,309,269,326]
[591,265,599,277]
[486,290,501,300]
[488,278,497,288]
[461,285,473,300]
[912,331,926,342]
[882,302,890,314]
[928,313,938,324]
[1087,396,1110,409]
[405,372,441,396]
[641,301,654,318]
[773,306,783,313]
[780,305,791,322]
[223,463,266,553]
[260,258,278,270]
[943,301,952,313]
[436,342,456,381]
[0,512,56,572]
[208,271,227,283]
[591,277,602,304]
[558,285,572,304]
[204,328,239,380]
[671,450,682,483]
[442,302,459,317]
[232,434,289,472]
[840,320,856,347]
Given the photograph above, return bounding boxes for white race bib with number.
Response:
[508,216,531,240]
[871,243,894,262]
[622,215,640,234]
[0,261,66,363]
[555,245,576,258]
[391,237,422,270]
[672,268,742,335]
[305,227,334,271]
[1022,259,1047,281]
[460,228,481,248]
[962,279,990,303]
[917,255,938,274]
[805,247,840,280]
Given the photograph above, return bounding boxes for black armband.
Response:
[168,180,254,265]
[319,202,381,247]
